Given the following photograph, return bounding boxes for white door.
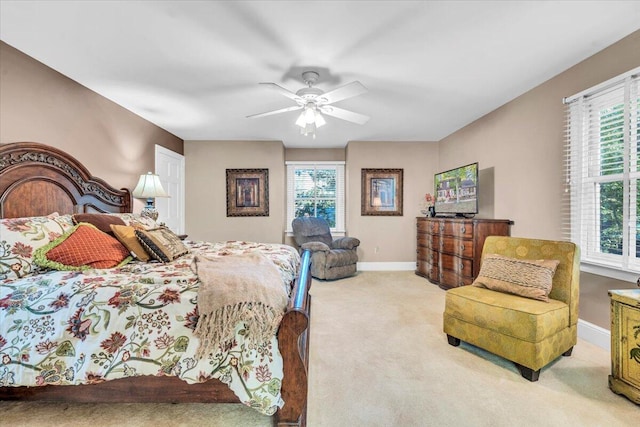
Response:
[155,145,185,234]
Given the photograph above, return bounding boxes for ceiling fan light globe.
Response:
[306,122,316,133]
[300,121,317,137]
[295,112,307,128]
[315,112,326,127]
[304,107,316,124]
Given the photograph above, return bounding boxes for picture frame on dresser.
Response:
[361,168,403,216]
[226,168,269,217]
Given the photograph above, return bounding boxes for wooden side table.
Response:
[609,289,640,405]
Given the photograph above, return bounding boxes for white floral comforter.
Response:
[0,240,300,416]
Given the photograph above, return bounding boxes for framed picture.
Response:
[226,169,269,216]
[361,168,403,216]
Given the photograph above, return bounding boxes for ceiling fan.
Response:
[247,71,370,137]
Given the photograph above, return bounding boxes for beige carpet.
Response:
[1,271,637,426]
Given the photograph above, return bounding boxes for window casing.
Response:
[565,67,639,274]
[286,161,345,234]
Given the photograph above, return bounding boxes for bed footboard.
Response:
[275,249,312,427]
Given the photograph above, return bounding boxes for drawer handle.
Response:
[440,224,445,231]
[460,226,466,233]
[460,262,464,270]
[460,244,465,251]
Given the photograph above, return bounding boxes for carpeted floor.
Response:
[1,271,637,426]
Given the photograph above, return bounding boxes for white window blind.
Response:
[286,161,345,233]
[564,67,640,274]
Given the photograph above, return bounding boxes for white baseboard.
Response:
[358,262,416,271]
[577,319,610,351]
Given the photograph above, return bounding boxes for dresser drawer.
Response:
[440,237,474,257]
[440,253,473,277]
[438,269,473,288]
[416,259,429,276]
[417,233,439,249]
[417,260,438,278]
[438,221,474,239]
[417,247,438,265]
[417,219,436,233]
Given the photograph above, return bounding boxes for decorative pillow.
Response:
[109,213,158,230]
[34,223,132,271]
[110,224,151,262]
[0,212,75,279]
[72,213,126,235]
[472,254,560,302]
[135,227,189,263]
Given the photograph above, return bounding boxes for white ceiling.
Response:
[1,1,639,148]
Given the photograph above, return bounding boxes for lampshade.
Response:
[132,172,168,221]
[296,105,326,137]
[132,172,169,199]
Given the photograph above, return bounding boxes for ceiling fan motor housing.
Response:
[296,86,324,101]
[297,71,324,102]
[301,70,319,85]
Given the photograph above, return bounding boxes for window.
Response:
[286,162,345,233]
[564,67,639,274]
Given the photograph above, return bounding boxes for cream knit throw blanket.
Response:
[191,252,288,359]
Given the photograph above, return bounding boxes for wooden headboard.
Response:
[0,142,132,218]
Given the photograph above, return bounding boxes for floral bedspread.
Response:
[0,240,300,415]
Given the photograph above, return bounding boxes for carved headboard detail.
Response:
[0,142,132,218]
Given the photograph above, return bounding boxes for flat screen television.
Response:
[434,162,478,216]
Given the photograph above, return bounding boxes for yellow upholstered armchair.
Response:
[443,236,580,381]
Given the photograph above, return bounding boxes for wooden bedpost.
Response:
[276,249,312,427]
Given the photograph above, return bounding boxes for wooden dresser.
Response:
[609,289,640,404]
[416,217,512,290]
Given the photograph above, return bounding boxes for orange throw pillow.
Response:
[34,223,132,270]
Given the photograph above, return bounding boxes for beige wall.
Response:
[285,148,345,161]
[346,141,439,262]
[185,141,439,262]
[580,272,637,329]
[0,41,183,199]
[438,30,640,240]
[184,140,285,244]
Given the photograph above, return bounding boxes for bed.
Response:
[0,142,311,427]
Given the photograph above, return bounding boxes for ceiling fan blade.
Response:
[317,81,368,105]
[259,82,302,102]
[247,105,303,119]
[319,106,370,125]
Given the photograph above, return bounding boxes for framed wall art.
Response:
[361,168,403,216]
[226,169,269,216]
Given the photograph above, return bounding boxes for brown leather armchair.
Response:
[292,217,359,280]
